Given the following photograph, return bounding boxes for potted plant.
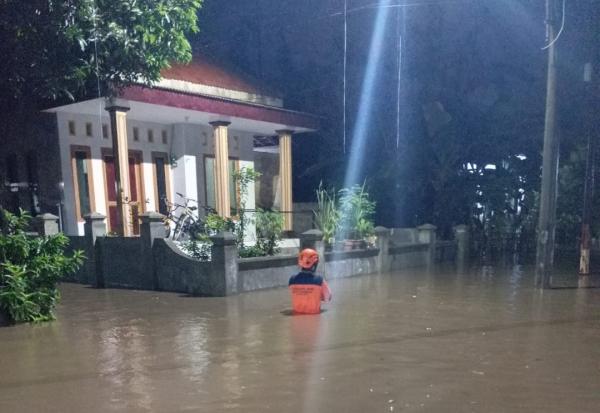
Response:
[313,182,340,250]
[339,183,376,250]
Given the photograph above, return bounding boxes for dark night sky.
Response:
[193,0,599,225]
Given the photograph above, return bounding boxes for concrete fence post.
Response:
[210,231,238,296]
[300,229,324,257]
[140,212,166,245]
[418,224,437,267]
[300,229,325,274]
[374,226,391,274]
[84,213,106,287]
[140,212,165,289]
[453,224,469,270]
[35,213,59,236]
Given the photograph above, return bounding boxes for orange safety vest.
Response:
[288,271,332,314]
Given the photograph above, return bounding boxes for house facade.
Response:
[1,59,317,236]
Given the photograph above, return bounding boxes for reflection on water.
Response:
[1,265,600,412]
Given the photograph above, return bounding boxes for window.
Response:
[204,156,238,215]
[102,124,109,139]
[71,147,93,220]
[133,127,139,141]
[153,153,170,215]
[161,130,168,145]
[85,122,93,137]
[68,121,76,136]
[148,129,154,143]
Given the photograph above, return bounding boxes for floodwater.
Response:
[1,266,600,413]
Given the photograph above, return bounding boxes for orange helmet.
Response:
[298,248,319,270]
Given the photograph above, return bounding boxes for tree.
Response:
[0,0,202,108]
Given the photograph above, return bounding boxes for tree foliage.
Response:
[0,0,202,105]
[0,209,84,323]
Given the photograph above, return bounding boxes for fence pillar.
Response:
[374,226,391,273]
[84,213,106,287]
[140,212,166,290]
[418,224,437,267]
[300,229,325,260]
[35,213,59,236]
[453,224,469,269]
[140,212,166,245]
[210,231,238,296]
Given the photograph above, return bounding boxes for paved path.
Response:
[1,265,599,412]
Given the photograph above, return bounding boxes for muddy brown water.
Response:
[1,265,600,412]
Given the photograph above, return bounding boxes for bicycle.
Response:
[162,193,216,241]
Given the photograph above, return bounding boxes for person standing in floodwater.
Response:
[288,248,332,314]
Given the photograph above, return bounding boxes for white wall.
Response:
[56,112,172,235]
[56,111,266,236]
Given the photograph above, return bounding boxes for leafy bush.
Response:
[204,213,235,235]
[180,235,211,261]
[232,167,261,248]
[238,245,266,258]
[255,208,284,256]
[0,209,84,323]
[178,214,233,261]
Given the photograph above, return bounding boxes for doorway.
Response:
[102,150,145,235]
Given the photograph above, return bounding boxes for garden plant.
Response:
[0,209,84,324]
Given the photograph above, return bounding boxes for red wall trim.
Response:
[120,86,319,131]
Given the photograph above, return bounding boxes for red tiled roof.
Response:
[161,58,274,96]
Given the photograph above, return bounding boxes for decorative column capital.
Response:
[275,129,294,136]
[209,120,231,128]
[104,97,130,113]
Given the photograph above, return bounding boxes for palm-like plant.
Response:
[339,183,376,240]
[313,182,339,246]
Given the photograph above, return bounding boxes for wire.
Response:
[343,0,347,154]
[330,0,476,17]
[395,6,403,150]
[541,0,566,50]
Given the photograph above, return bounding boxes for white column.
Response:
[210,121,231,217]
[105,98,131,236]
[277,129,294,232]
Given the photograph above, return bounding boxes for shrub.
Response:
[204,213,235,235]
[255,208,284,256]
[180,235,211,261]
[232,167,261,248]
[0,209,84,323]
[238,245,266,258]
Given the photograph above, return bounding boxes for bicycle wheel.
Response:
[174,216,191,241]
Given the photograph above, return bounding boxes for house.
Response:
[0,59,318,236]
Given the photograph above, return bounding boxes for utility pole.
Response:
[579,62,594,275]
[535,0,560,289]
[579,1,599,276]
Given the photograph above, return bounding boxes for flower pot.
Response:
[332,241,345,252]
[344,240,366,250]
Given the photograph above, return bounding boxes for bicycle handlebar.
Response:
[175,192,198,203]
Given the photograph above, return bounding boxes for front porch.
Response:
[46,85,317,236]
